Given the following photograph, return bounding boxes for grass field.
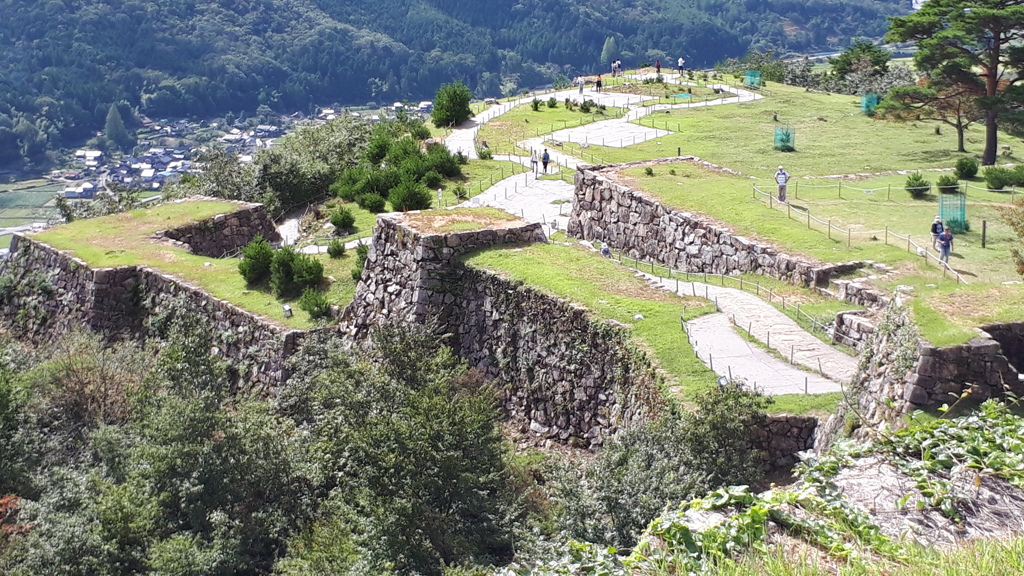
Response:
[560,82,1015,178]
[465,242,841,414]
[34,200,360,329]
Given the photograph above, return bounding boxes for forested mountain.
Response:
[0,0,909,167]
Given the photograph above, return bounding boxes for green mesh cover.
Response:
[743,70,761,88]
[939,191,968,233]
[774,126,795,152]
[861,93,879,115]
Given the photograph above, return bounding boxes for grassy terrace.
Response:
[465,242,837,415]
[34,200,360,329]
[477,102,627,156]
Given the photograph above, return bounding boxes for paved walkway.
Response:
[685,312,842,395]
[642,273,857,385]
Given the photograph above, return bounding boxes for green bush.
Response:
[408,120,431,140]
[530,99,541,111]
[905,172,931,199]
[431,81,473,128]
[421,170,443,188]
[954,157,979,179]
[238,235,274,285]
[270,247,298,297]
[330,207,355,233]
[351,243,370,281]
[476,146,493,160]
[547,97,558,108]
[936,174,960,195]
[293,253,324,290]
[329,167,368,202]
[984,166,1015,190]
[298,288,331,320]
[425,143,463,178]
[644,166,654,177]
[389,179,432,212]
[356,193,386,213]
[327,238,345,258]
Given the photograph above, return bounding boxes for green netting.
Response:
[774,126,796,152]
[939,191,968,233]
[743,70,761,88]
[861,93,879,115]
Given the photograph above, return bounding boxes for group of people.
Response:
[610,59,623,77]
[530,148,552,177]
[930,216,955,263]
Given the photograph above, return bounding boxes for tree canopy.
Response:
[887,0,1024,165]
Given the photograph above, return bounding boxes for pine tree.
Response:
[600,36,619,64]
[105,103,133,152]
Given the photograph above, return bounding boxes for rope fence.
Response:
[752,184,968,284]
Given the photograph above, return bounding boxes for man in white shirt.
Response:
[775,165,790,203]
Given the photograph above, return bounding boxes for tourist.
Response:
[596,75,603,92]
[930,215,943,249]
[774,165,790,203]
[578,75,585,95]
[938,226,954,263]
[542,149,550,174]
[531,149,539,177]
[655,59,661,75]
[677,56,685,73]
[601,242,611,258]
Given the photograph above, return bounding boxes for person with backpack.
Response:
[930,216,944,249]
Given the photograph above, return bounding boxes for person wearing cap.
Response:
[774,165,790,203]
[930,216,944,249]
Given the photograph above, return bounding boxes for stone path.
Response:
[685,312,842,395]
[642,273,857,384]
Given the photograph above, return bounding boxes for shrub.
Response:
[547,97,558,108]
[431,81,473,127]
[351,243,370,281]
[476,146,494,160]
[905,172,931,199]
[270,247,298,297]
[954,157,979,179]
[644,166,654,177]
[579,100,592,113]
[984,166,1015,190]
[936,174,960,195]
[356,193,386,213]
[293,253,324,290]
[452,185,469,200]
[408,120,431,140]
[425,143,463,177]
[327,238,345,258]
[362,169,401,198]
[238,235,274,285]
[421,170,443,189]
[330,207,355,233]
[531,99,541,111]
[330,167,368,201]
[298,288,331,320]
[389,179,432,212]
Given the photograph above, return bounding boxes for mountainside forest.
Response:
[0,0,909,167]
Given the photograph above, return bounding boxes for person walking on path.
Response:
[655,59,661,75]
[930,216,944,249]
[542,149,550,174]
[938,226,954,263]
[577,76,585,94]
[595,75,603,92]
[530,149,539,178]
[774,165,790,203]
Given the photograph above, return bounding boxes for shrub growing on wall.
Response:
[238,235,274,285]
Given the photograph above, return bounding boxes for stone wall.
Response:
[344,213,664,448]
[153,199,281,257]
[982,321,1024,376]
[757,415,818,470]
[568,160,890,308]
[833,310,876,351]
[0,234,301,392]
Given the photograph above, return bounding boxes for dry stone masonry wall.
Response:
[0,207,299,392]
[153,199,281,257]
[568,160,890,309]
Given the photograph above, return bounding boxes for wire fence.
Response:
[751,184,968,284]
[762,179,1020,204]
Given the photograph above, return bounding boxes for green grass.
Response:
[770,392,842,417]
[441,159,529,205]
[33,200,360,329]
[717,536,1024,576]
[476,102,627,156]
[559,82,1016,177]
[465,242,719,398]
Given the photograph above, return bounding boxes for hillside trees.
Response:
[104,104,134,153]
[887,0,1024,165]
